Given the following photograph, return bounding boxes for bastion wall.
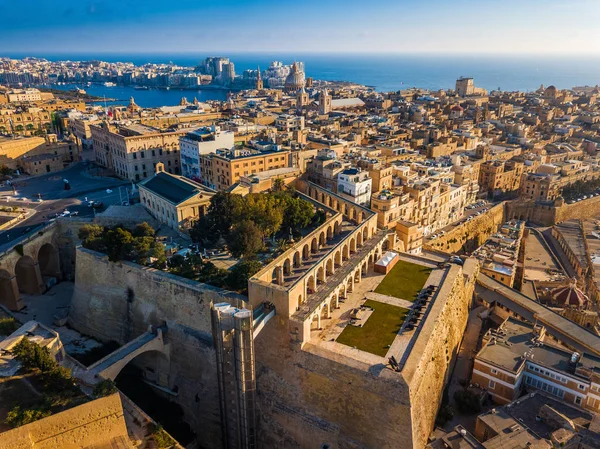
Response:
[68,247,246,448]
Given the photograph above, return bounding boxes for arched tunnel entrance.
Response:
[114,350,195,445]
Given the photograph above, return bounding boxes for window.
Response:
[491,368,498,375]
[141,151,145,158]
[575,397,582,405]
[488,380,496,389]
[152,150,156,157]
[578,384,586,391]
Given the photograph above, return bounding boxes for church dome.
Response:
[551,278,588,307]
[285,62,305,93]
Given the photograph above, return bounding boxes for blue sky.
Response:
[2,0,599,54]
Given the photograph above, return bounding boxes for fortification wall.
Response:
[403,260,479,449]
[0,393,128,449]
[254,319,412,449]
[68,247,245,448]
[505,195,600,226]
[424,202,505,254]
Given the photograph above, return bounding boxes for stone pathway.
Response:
[364,291,414,309]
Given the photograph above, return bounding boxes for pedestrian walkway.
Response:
[364,291,413,309]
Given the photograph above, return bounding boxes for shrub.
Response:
[5,405,51,428]
[93,379,117,398]
[0,317,20,336]
[150,424,176,448]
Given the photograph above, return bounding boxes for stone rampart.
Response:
[424,203,505,254]
[68,247,246,447]
[505,195,600,226]
[0,393,128,449]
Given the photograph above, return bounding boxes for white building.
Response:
[179,126,234,180]
[275,114,304,132]
[337,168,372,206]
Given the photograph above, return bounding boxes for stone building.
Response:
[90,122,184,181]
[139,163,215,230]
[471,317,600,413]
[199,145,290,191]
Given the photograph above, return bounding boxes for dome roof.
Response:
[551,278,588,307]
[545,85,557,93]
[285,62,305,92]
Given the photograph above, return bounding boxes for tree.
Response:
[226,258,263,293]
[280,194,315,233]
[272,178,285,192]
[0,164,11,176]
[104,227,134,262]
[228,220,264,258]
[132,222,155,238]
[131,236,154,264]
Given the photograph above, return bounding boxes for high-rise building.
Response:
[222,62,235,85]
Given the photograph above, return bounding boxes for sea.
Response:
[10,52,600,108]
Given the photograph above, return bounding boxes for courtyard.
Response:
[335,299,409,357]
[374,259,432,301]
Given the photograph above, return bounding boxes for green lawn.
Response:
[374,260,432,301]
[336,300,409,357]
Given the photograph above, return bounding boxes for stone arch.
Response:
[341,283,347,299]
[0,269,20,311]
[283,258,292,276]
[310,313,320,331]
[332,199,338,210]
[350,207,357,221]
[307,275,316,293]
[294,251,302,268]
[357,211,364,223]
[303,244,310,260]
[350,237,356,253]
[110,346,170,385]
[357,232,363,247]
[334,250,341,267]
[326,258,334,276]
[319,231,326,247]
[325,195,331,207]
[368,254,374,268]
[334,221,341,235]
[342,244,349,261]
[321,302,330,320]
[272,266,282,285]
[354,269,361,283]
[38,243,61,280]
[327,225,333,240]
[311,237,319,254]
[383,239,390,251]
[362,261,368,275]
[317,266,325,284]
[346,276,353,293]
[329,294,338,312]
[15,255,42,295]
[362,227,368,243]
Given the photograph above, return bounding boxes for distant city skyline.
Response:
[3,0,600,54]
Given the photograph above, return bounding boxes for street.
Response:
[0,163,132,245]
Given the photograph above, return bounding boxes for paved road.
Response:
[0,163,132,245]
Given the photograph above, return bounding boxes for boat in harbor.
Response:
[104,82,116,87]
[134,86,149,90]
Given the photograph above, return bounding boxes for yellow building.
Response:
[200,146,290,191]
